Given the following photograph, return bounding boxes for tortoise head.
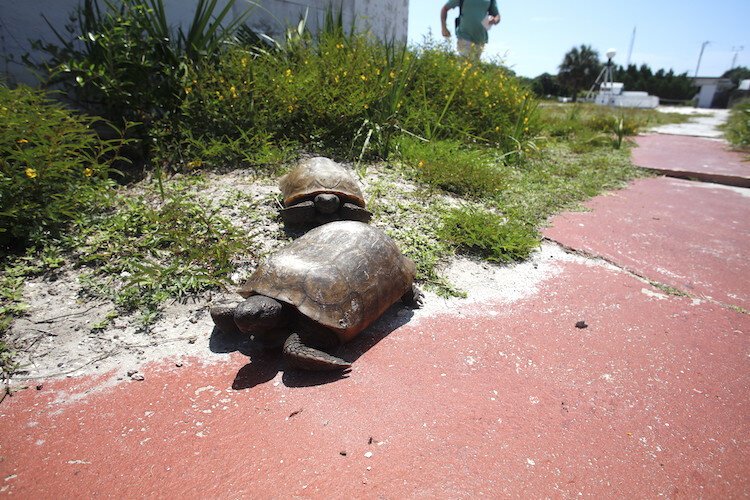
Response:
[234,295,291,348]
[313,193,340,214]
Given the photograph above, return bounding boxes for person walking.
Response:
[441,0,500,60]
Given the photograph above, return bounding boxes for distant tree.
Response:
[530,72,563,98]
[558,45,602,101]
[722,66,750,85]
[613,64,695,101]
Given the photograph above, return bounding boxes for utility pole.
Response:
[694,41,710,78]
[730,46,744,70]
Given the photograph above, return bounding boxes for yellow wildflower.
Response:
[287,104,294,113]
[285,69,292,78]
[230,85,238,98]
[83,168,94,177]
[417,160,425,168]
[187,160,203,168]
[25,168,37,179]
[241,57,248,68]
[360,75,367,81]
[17,139,29,144]
[484,90,490,97]
[389,70,396,79]
[184,86,192,94]
[364,104,369,109]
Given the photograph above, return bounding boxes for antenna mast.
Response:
[626,27,636,67]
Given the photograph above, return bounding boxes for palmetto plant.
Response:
[35,0,254,123]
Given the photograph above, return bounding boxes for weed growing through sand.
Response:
[67,181,256,325]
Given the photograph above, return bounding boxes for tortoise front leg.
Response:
[339,202,373,222]
[209,301,243,335]
[280,200,315,225]
[401,283,424,309]
[283,330,351,371]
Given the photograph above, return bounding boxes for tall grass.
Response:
[724,98,750,149]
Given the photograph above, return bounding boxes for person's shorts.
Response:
[457,38,484,59]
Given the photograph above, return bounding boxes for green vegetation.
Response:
[0,85,130,249]
[1,1,692,371]
[35,0,252,125]
[724,98,750,149]
[68,184,255,325]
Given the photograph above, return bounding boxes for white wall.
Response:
[0,0,409,86]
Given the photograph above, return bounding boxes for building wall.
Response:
[0,0,409,86]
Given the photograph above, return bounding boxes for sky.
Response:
[407,0,750,78]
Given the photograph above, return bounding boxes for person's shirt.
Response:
[445,0,499,45]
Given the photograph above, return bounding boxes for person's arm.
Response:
[440,4,451,37]
[488,0,501,25]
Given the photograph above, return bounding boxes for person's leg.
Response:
[456,38,472,58]
[457,38,484,60]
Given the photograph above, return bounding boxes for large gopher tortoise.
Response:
[211,221,422,370]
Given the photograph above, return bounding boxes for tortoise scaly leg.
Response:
[280,200,316,225]
[283,332,351,371]
[339,202,373,222]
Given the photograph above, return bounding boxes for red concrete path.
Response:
[2,260,749,497]
[632,134,750,187]
[544,177,750,310]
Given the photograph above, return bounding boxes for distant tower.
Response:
[626,27,636,67]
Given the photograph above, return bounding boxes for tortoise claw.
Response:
[283,333,351,371]
[401,284,424,309]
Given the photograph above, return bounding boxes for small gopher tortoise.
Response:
[211,221,422,371]
[279,157,372,226]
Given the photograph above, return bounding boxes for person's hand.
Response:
[442,26,451,38]
[490,15,501,25]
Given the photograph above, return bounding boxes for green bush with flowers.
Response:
[177,28,537,163]
[0,85,129,249]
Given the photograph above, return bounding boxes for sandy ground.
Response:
[653,107,730,138]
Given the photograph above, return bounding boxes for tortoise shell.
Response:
[238,221,415,342]
[279,157,366,208]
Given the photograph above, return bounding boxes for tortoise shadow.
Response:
[209,326,280,389]
[209,325,351,389]
[209,301,416,389]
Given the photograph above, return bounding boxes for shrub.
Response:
[180,28,536,162]
[724,98,750,149]
[404,41,536,149]
[0,84,129,249]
